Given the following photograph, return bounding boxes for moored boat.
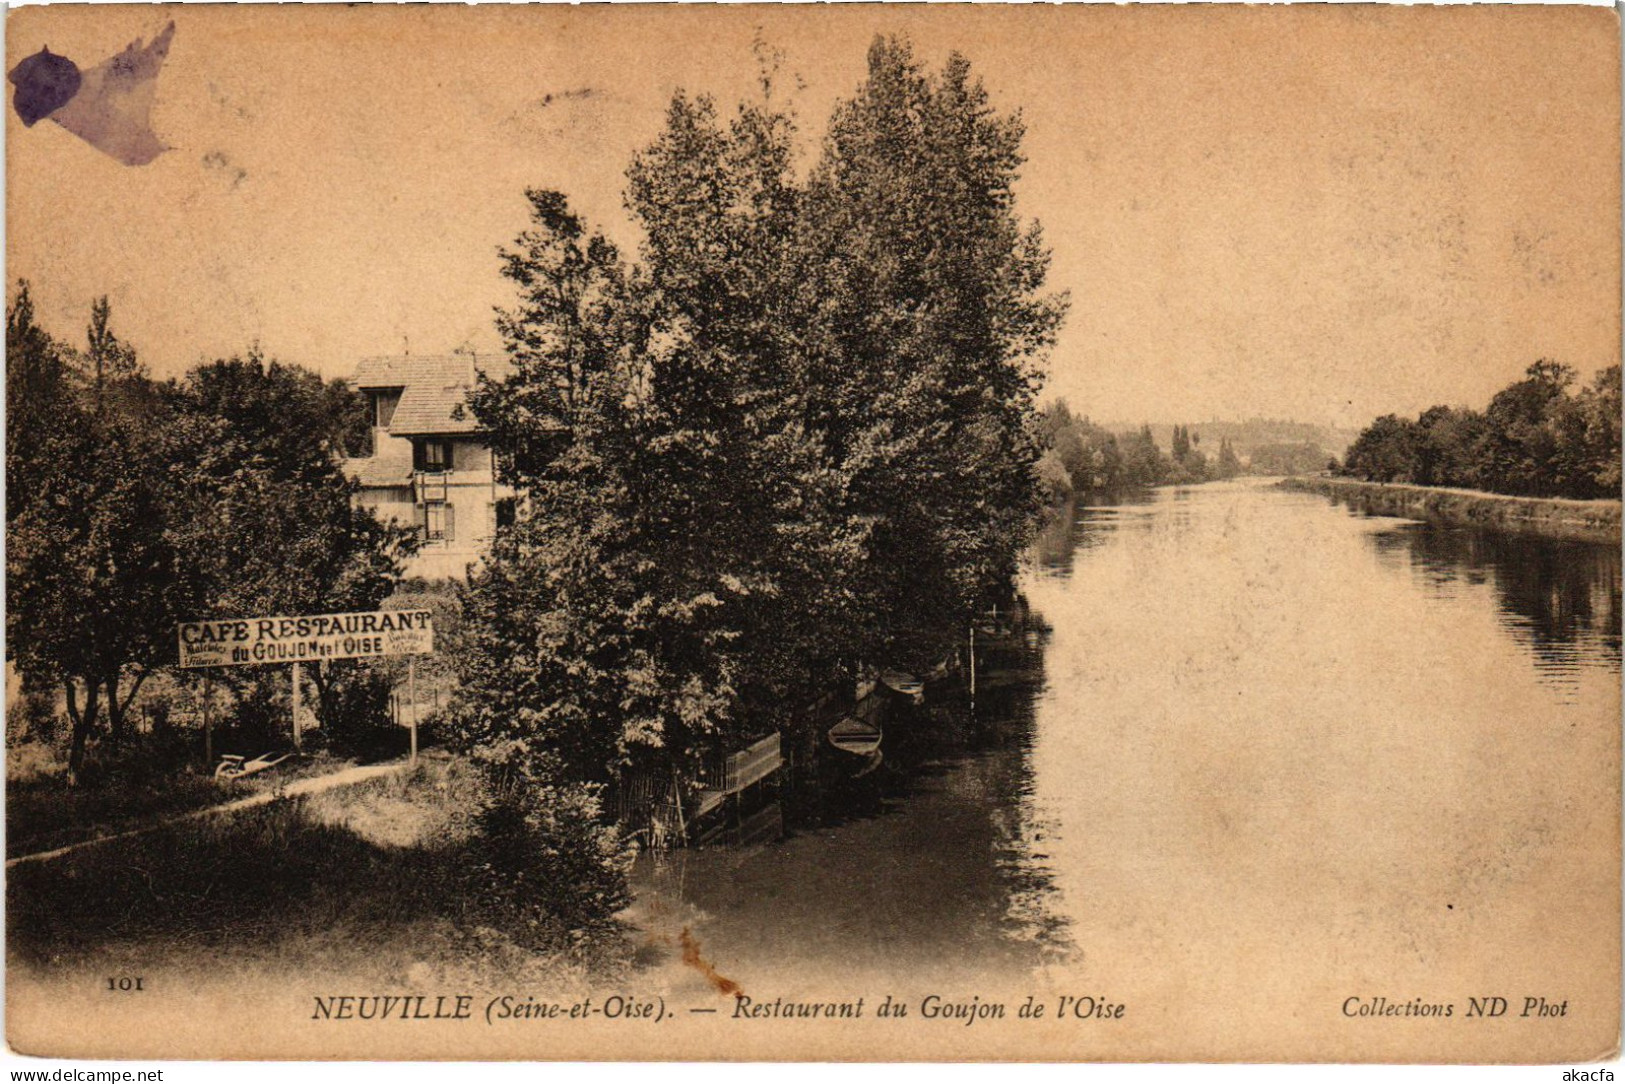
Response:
[879,667,924,705]
[827,715,882,756]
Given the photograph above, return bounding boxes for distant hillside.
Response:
[1111,419,1361,461]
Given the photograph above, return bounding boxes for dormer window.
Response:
[370,389,402,429]
[413,439,453,472]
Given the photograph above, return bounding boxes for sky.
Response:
[7,4,1620,431]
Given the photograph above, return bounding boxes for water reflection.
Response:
[631,611,1066,988]
[1365,521,1621,675]
[1032,492,1158,578]
[631,478,1619,1004]
[1019,478,1618,1039]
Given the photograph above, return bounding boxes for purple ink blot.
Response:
[8,47,82,127]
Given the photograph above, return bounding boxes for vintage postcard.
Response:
[4,2,1620,1065]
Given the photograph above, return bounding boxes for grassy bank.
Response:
[7,756,630,987]
[1280,476,1622,544]
[5,736,371,860]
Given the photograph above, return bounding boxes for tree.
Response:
[6,283,75,518]
[454,299,658,782]
[477,189,638,482]
[1036,447,1074,503]
[1342,359,1621,499]
[6,292,178,781]
[1039,400,1088,480]
[1477,360,1575,495]
[1118,425,1170,488]
[163,353,418,744]
[1410,405,1485,489]
[795,38,1066,667]
[1249,441,1330,477]
[1343,413,1422,483]
[1580,366,1622,494]
[628,96,866,734]
[457,110,854,791]
[1165,423,1210,484]
[454,35,1066,827]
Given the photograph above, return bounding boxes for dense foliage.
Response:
[1341,361,1621,499]
[1248,442,1333,477]
[5,286,415,782]
[1037,399,1241,497]
[451,39,1066,808]
[161,354,419,747]
[7,291,173,781]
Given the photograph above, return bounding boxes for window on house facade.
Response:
[413,439,453,472]
[421,500,455,542]
[495,498,517,530]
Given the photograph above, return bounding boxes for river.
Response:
[630,477,1619,1057]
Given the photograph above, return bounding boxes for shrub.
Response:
[313,662,395,756]
[461,755,631,948]
[222,678,286,753]
[7,683,58,745]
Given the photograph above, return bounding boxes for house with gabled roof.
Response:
[345,352,515,580]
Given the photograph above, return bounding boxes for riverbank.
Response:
[1279,475,1622,544]
[6,756,629,987]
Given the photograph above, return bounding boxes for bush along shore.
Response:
[1279,476,1622,545]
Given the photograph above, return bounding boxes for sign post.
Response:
[203,676,213,767]
[178,609,435,763]
[290,660,303,752]
[969,623,977,701]
[408,656,418,767]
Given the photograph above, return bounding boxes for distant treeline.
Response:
[1037,400,1242,498]
[1249,442,1335,476]
[1341,361,1621,500]
[1140,419,1359,460]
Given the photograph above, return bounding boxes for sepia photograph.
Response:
[3,2,1620,1067]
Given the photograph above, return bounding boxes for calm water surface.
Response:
[632,479,1620,1017]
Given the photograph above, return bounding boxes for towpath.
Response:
[5,758,410,870]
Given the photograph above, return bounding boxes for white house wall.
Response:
[351,441,508,581]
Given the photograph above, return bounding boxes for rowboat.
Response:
[827,715,882,756]
[879,667,924,704]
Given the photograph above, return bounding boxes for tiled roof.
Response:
[351,353,509,437]
[348,454,413,489]
[392,381,479,436]
[351,352,502,389]
[345,430,413,487]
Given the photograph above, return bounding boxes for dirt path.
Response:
[5,759,409,870]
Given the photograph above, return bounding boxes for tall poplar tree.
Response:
[454,36,1066,842]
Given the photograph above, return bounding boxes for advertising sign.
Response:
[177,610,434,668]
